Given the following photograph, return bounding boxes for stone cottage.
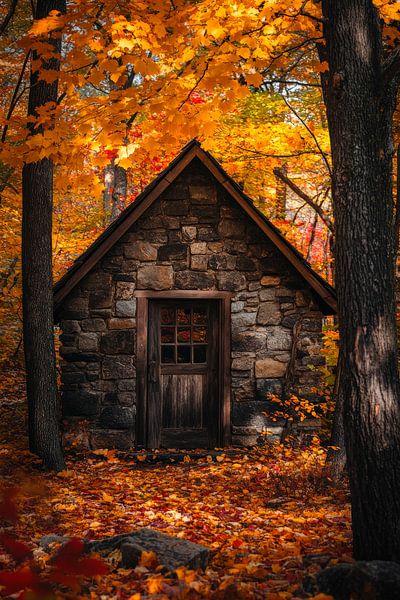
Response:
[54,140,336,450]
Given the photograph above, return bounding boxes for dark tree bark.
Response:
[325,350,346,480]
[22,0,66,470]
[321,0,400,560]
[103,161,127,223]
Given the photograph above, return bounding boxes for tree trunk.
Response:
[103,162,127,223]
[321,0,400,560]
[22,0,66,470]
[325,349,346,480]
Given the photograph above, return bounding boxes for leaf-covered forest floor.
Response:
[0,368,351,599]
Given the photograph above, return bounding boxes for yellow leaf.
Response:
[238,47,251,59]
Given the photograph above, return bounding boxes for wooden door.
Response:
[147,300,220,448]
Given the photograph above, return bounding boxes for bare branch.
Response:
[273,166,334,232]
[262,79,321,88]
[1,50,30,143]
[0,0,19,36]
[281,95,332,177]
[178,61,209,110]
[230,142,321,159]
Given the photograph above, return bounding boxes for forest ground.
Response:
[0,367,351,599]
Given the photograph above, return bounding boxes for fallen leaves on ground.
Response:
[0,372,350,598]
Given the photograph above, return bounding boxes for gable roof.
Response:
[54,139,336,315]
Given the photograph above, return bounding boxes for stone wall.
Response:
[58,158,325,449]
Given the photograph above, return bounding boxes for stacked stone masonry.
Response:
[59,159,325,449]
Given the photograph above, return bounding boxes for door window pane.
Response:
[193,307,207,324]
[192,327,207,343]
[177,307,191,324]
[161,327,175,343]
[177,327,191,343]
[177,346,191,363]
[193,345,207,363]
[161,345,175,363]
[161,307,175,324]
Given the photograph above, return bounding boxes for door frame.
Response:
[135,290,232,448]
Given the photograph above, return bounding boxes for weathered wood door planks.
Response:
[147,300,219,448]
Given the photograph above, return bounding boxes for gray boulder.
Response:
[39,528,210,571]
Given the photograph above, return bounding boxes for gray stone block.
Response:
[231,356,254,371]
[62,372,86,385]
[115,299,136,317]
[256,378,283,401]
[236,256,256,271]
[232,312,257,329]
[61,320,81,334]
[59,333,77,347]
[257,303,281,325]
[81,318,107,332]
[98,406,135,429]
[217,272,246,291]
[100,330,134,354]
[175,271,215,289]
[137,265,173,290]
[189,185,217,203]
[158,243,188,261]
[164,200,189,216]
[63,391,100,417]
[115,281,136,300]
[232,331,266,352]
[78,333,99,352]
[90,429,134,449]
[60,349,100,362]
[89,289,113,309]
[267,327,292,351]
[218,219,245,239]
[124,241,157,261]
[197,226,219,241]
[102,356,135,379]
[83,271,112,290]
[232,401,270,429]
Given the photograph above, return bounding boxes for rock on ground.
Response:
[307,561,400,600]
[39,528,210,571]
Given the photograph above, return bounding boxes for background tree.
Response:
[22,0,66,470]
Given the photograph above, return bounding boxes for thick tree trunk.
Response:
[22,0,66,470]
[321,0,400,560]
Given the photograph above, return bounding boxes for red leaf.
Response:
[53,537,84,570]
[0,533,31,562]
[77,557,109,577]
[0,487,19,522]
[0,566,40,595]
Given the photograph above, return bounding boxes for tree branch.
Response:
[262,79,321,88]
[1,50,30,143]
[273,166,334,232]
[0,0,19,36]
[281,94,332,177]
